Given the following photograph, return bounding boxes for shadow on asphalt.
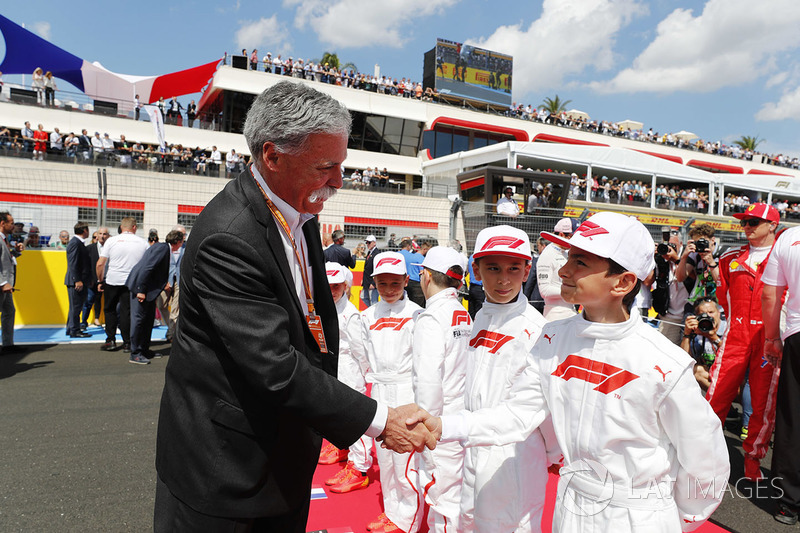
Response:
[0,345,54,379]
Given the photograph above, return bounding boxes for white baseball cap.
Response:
[372,251,407,276]
[365,235,377,242]
[419,246,467,281]
[325,262,347,284]
[472,225,532,260]
[541,212,655,280]
[553,218,573,234]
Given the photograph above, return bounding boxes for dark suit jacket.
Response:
[155,171,377,518]
[362,246,381,288]
[125,242,170,301]
[87,242,101,289]
[64,236,91,287]
[323,242,355,269]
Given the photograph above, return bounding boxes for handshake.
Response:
[377,403,443,453]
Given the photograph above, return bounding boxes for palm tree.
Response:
[541,95,572,115]
[733,135,764,151]
[320,52,340,70]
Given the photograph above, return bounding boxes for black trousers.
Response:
[154,476,310,533]
[103,284,131,344]
[130,295,156,356]
[66,285,87,335]
[467,283,485,319]
[772,333,800,510]
[406,280,425,307]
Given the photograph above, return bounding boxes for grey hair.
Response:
[243,81,352,163]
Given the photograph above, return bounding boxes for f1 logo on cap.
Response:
[575,220,610,239]
[326,269,340,277]
[481,236,524,250]
[376,258,402,267]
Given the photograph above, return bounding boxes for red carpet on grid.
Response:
[306,442,730,532]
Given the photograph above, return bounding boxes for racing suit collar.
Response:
[575,309,640,340]
[480,291,528,316]
[424,287,459,306]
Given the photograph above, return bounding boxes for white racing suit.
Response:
[460,293,559,533]
[335,294,373,472]
[412,288,473,533]
[537,244,576,321]
[444,312,730,532]
[361,294,423,532]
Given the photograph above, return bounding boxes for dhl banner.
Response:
[562,206,744,232]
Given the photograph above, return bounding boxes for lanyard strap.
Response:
[251,170,316,316]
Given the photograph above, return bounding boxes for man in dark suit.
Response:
[65,222,92,338]
[322,229,355,268]
[125,230,184,365]
[154,81,434,532]
[1,211,24,353]
[361,234,380,306]
[82,226,109,329]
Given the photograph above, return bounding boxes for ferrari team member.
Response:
[460,226,557,533]
[537,218,577,320]
[706,203,782,481]
[415,212,729,532]
[321,263,374,493]
[360,252,423,533]
[411,246,472,532]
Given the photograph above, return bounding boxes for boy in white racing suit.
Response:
[362,252,423,533]
[322,263,374,493]
[416,213,730,533]
[461,225,559,532]
[412,246,472,532]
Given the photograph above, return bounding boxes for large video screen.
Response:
[430,38,512,107]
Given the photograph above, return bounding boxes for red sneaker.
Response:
[329,462,369,493]
[325,461,354,486]
[318,445,348,465]
[375,518,406,533]
[744,457,765,482]
[366,512,389,531]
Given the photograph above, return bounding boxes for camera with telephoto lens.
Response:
[657,242,677,255]
[695,238,710,253]
[696,312,714,333]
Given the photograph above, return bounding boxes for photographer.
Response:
[681,297,726,392]
[676,224,720,313]
[654,228,690,345]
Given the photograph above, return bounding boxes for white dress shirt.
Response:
[250,165,388,438]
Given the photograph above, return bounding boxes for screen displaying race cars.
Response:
[431,38,512,107]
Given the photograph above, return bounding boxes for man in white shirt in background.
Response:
[537,218,577,321]
[496,187,519,217]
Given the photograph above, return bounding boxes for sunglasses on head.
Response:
[739,218,764,228]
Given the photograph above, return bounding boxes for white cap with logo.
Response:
[541,212,655,280]
[325,262,347,284]
[472,225,532,260]
[365,235,377,243]
[372,251,407,276]
[419,246,467,281]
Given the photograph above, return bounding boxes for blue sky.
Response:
[3,0,800,158]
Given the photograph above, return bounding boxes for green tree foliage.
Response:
[320,52,340,69]
[733,135,764,151]
[541,95,572,115]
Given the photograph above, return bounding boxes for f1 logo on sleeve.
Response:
[552,354,639,394]
[481,236,525,251]
[369,317,412,331]
[469,329,514,354]
[376,257,402,267]
[575,221,610,239]
[451,310,472,327]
